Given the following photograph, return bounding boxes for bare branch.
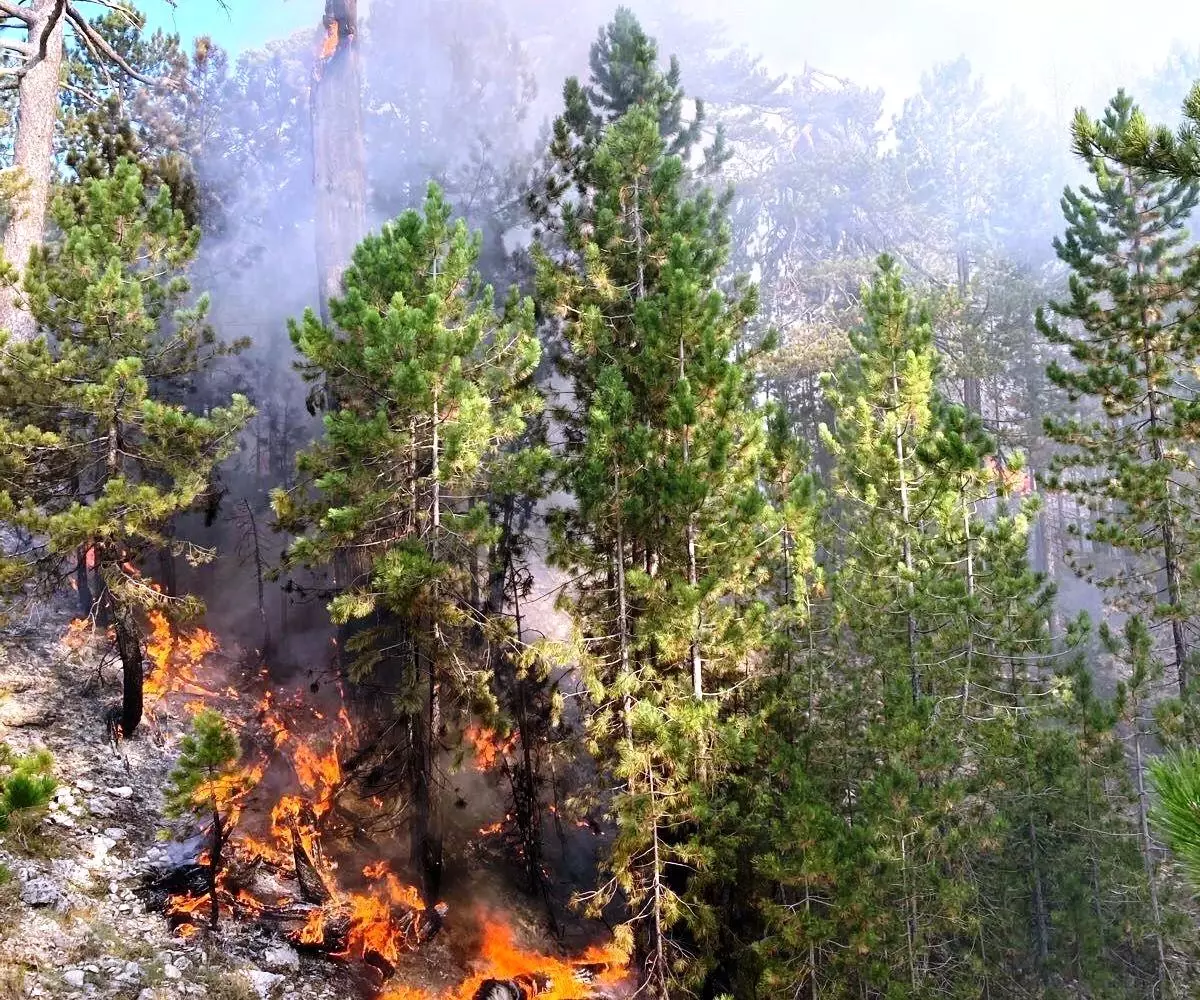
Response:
[0,2,33,25]
[64,2,162,87]
[68,1,143,28]
[0,36,30,56]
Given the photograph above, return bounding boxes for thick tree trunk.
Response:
[1,0,65,342]
[311,0,367,325]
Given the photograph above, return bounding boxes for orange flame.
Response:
[143,609,225,706]
[319,19,339,59]
[449,915,630,1000]
[465,726,518,772]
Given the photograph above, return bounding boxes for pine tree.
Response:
[1076,79,1200,181]
[0,744,55,841]
[534,14,770,989]
[1039,90,1200,699]
[0,158,252,737]
[274,182,542,903]
[164,710,247,930]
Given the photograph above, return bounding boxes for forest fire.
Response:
[319,18,340,60]
[143,609,230,705]
[122,604,627,998]
[377,915,630,1000]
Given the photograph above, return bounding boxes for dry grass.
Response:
[194,966,257,1000]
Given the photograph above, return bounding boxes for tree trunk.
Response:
[113,603,144,738]
[75,545,93,616]
[957,247,982,417]
[311,0,367,325]
[0,0,65,343]
[1133,722,1169,995]
[891,361,920,701]
[209,808,224,930]
[423,659,444,904]
[1129,168,1190,697]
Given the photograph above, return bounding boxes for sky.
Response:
[144,0,1200,125]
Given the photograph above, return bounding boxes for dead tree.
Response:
[311,0,366,327]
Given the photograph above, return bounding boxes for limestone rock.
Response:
[245,970,284,999]
[262,945,300,972]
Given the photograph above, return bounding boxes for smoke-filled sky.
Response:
[150,0,1200,123]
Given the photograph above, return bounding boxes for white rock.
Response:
[104,827,126,841]
[86,797,114,817]
[21,877,63,908]
[48,812,74,828]
[244,970,283,1000]
[172,957,191,971]
[261,945,300,972]
[108,786,134,799]
[91,835,116,864]
[63,970,86,989]
[76,779,95,793]
[163,964,182,981]
[137,990,159,1000]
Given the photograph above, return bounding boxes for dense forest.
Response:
[5,2,1200,999]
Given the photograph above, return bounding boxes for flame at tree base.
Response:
[378,914,631,1000]
[118,598,628,998]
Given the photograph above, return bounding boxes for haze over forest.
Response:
[8,2,1200,1000]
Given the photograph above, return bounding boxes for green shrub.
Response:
[0,744,56,834]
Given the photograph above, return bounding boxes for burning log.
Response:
[472,978,544,1000]
[470,973,605,1000]
[291,821,332,904]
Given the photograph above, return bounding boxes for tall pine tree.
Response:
[0,158,251,737]
[274,183,541,903]
[1040,90,1200,699]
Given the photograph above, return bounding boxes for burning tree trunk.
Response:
[311,0,367,326]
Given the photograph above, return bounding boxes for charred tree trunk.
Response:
[113,602,144,738]
[75,545,93,616]
[0,0,65,343]
[311,0,367,327]
[209,809,224,930]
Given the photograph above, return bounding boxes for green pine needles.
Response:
[164,710,246,930]
[1040,90,1200,698]
[0,157,252,737]
[276,181,542,902]
[0,744,55,837]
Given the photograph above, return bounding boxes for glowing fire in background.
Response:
[465,725,518,772]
